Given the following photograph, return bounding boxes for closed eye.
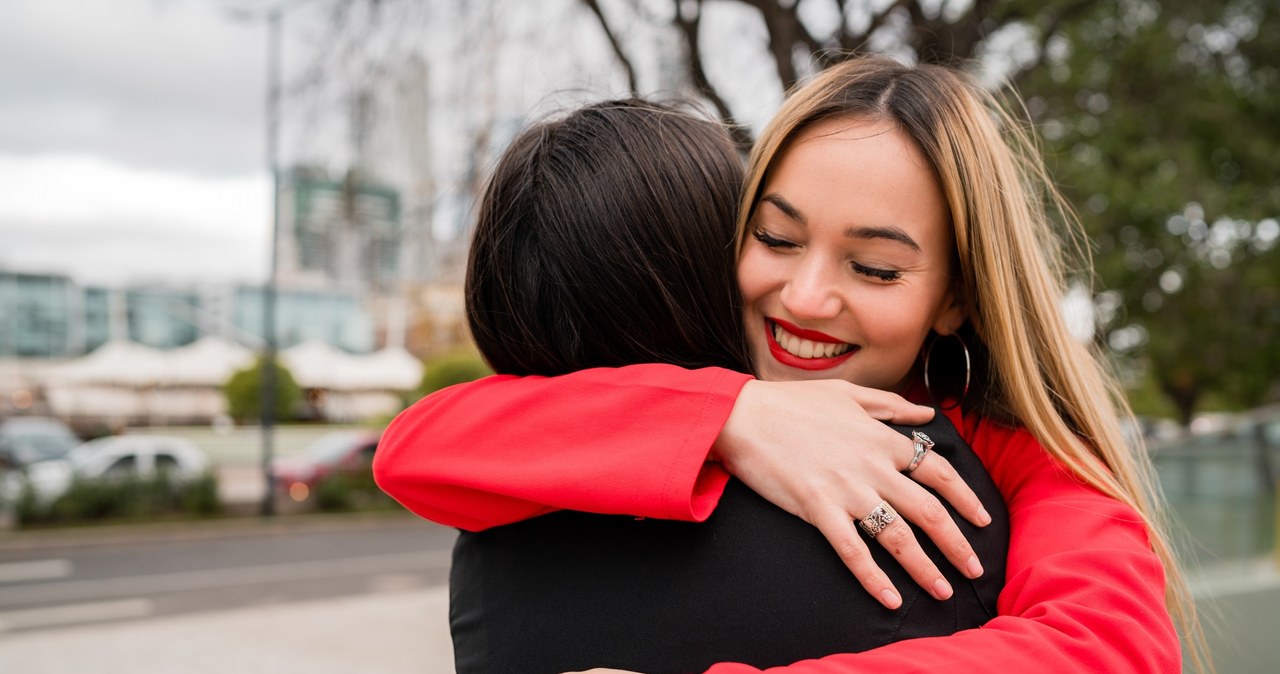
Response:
[852,262,902,282]
[752,228,797,249]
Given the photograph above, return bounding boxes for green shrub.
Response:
[313,472,395,513]
[180,473,221,515]
[223,357,303,423]
[417,352,491,397]
[17,472,222,526]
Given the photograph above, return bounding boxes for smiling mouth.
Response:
[762,319,855,360]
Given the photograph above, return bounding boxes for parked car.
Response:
[272,429,380,503]
[0,416,80,468]
[9,435,212,505]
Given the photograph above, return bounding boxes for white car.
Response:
[7,435,212,504]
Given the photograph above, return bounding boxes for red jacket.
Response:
[374,364,1180,673]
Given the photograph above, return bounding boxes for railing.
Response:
[1151,429,1278,569]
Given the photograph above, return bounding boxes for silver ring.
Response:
[904,430,933,475]
[857,501,898,538]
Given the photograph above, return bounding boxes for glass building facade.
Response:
[0,272,376,358]
[0,272,79,358]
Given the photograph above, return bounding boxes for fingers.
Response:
[837,383,934,425]
[861,509,955,601]
[907,450,993,529]
[811,509,903,610]
[882,480,986,583]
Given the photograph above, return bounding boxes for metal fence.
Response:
[1152,426,1279,568]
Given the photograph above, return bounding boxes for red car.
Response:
[271,429,380,504]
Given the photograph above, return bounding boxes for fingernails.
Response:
[933,578,953,600]
[977,506,992,526]
[881,588,902,609]
[965,555,984,579]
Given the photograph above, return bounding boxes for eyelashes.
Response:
[751,227,904,282]
[851,262,902,282]
[751,228,795,249]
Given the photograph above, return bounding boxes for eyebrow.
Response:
[760,193,922,252]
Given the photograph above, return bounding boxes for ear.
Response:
[932,284,968,336]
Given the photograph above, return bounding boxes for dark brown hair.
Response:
[466,99,750,376]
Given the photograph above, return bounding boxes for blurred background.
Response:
[0,0,1276,672]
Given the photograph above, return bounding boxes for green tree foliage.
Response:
[223,357,303,423]
[331,0,1280,422]
[417,352,492,397]
[593,0,1280,423]
[1014,0,1280,423]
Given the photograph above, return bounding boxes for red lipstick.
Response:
[770,317,846,343]
[764,318,859,371]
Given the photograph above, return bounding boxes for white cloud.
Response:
[0,153,269,286]
[0,0,274,286]
[0,0,265,176]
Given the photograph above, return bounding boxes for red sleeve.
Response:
[703,415,1180,674]
[372,364,751,531]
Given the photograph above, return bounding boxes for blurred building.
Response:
[0,271,377,359]
[277,167,402,293]
[0,271,80,358]
[232,285,374,354]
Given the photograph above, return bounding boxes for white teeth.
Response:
[772,322,853,360]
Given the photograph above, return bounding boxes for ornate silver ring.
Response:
[857,501,899,538]
[904,430,934,475]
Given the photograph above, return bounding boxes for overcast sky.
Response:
[0,0,272,286]
[0,0,793,288]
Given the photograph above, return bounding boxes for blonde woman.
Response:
[376,56,1203,672]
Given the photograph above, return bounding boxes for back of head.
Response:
[466,99,750,376]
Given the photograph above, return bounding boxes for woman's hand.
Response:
[710,379,992,609]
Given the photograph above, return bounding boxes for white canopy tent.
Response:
[42,338,422,424]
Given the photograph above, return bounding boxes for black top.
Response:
[449,412,1009,674]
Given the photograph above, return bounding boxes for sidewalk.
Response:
[0,584,455,674]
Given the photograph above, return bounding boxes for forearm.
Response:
[702,421,1178,674]
[702,509,1175,673]
[373,365,750,530]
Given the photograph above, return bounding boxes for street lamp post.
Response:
[260,7,282,518]
[231,2,299,517]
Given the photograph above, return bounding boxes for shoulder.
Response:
[944,409,1127,518]
[943,410,1057,482]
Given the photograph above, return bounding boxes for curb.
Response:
[0,510,433,553]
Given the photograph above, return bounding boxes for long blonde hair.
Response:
[738,55,1209,672]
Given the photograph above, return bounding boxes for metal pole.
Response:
[260,8,282,518]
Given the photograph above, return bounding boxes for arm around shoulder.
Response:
[373,364,752,530]
[699,419,1180,674]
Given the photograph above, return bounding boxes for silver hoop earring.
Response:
[924,332,970,410]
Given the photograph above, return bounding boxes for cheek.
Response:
[860,290,940,346]
[736,248,772,307]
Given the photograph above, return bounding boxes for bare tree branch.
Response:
[579,0,640,94]
[861,0,910,47]
[740,0,803,90]
[813,0,909,70]
[1013,0,1102,88]
[673,0,754,149]
[904,0,1027,64]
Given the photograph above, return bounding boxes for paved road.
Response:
[0,514,459,673]
[0,513,455,634]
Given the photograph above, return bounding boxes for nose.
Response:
[779,257,842,320]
